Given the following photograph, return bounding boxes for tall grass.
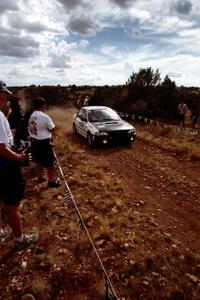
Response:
[135,122,200,160]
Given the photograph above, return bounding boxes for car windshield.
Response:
[88,109,120,122]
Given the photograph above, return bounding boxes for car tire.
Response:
[73,123,77,134]
[87,132,95,147]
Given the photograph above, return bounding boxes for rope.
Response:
[53,149,118,300]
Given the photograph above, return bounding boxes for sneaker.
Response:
[15,233,39,251]
[0,226,12,242]
[47,181,61,188]
[37,177,46,184]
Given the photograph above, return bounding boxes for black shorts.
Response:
[31,138,55,167]
[177,114,185,122]
[0,160,25,206]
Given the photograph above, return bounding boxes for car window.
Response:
[88,109,120,122]
[77,109,82,118]
[77,109,87,121]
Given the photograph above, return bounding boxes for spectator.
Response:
[13,107,34,155]
[7,96,22,131]
[28,97,60,188]
[177,102,188,127]
[76,97,82,109]
[190,106,199,129]
[0,80,38,251]
[83,95,90,106]
[7,96,23,148]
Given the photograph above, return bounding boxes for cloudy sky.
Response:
[0,0,200,87]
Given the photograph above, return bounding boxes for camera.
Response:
[12,141,31,167]
[22,147,31,167]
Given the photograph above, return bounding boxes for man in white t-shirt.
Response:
[83,95,90,106]
[0,80,38,250]
[28,97,60,188]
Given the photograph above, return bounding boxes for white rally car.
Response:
[73,106,136,147]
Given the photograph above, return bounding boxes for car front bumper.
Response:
[95,131,136,145]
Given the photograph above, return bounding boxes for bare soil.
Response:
[0,107,200,300]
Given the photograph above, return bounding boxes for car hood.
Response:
[92,120,135,132]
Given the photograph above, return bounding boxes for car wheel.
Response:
[73,123,77,134]
[87,132,95,147]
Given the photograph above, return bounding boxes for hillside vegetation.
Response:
[12,67,200,125]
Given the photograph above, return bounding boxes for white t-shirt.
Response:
[28,111,55,140]
[84,97,89,106]
[0,111,13,146]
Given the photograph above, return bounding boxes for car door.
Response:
[76,108,88,137]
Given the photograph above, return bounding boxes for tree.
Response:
[125,67,161,115]
[91,87,107,106]
[128,67,161,88]
[158,75,177,118]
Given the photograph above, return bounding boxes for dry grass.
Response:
[33,106,200,300]
[134,121,200,159]
[31,276,51,299]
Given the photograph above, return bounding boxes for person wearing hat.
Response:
[0,80,38,251]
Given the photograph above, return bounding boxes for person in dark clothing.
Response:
[190,106,199,129]
[7,96,22,129]
[17,109,34,142]
[7,96,23,147]
[177,102,187,127]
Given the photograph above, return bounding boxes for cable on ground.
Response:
[53,149,118,300]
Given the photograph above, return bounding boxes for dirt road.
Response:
[68,119,200,250]
[64,111,200,299]
[0,107,200,300]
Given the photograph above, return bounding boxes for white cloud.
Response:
[79,39,89,48]
[8,14,49,33]
[0,0,200,87]
[100,45,118,57]
[50,54,71,68]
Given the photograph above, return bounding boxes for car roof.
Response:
[83,106,112,111]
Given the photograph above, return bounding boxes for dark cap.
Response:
[0,80,12,94]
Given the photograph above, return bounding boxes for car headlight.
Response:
[100,132,109,136]
[128,129,135,134]
[95,131,109,136]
